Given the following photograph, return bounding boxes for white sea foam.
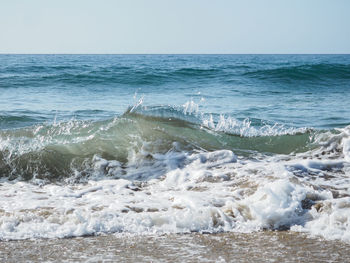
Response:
[1,106,350,243]
[1,126,349,242]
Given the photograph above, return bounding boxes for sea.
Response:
[1,54,350,262]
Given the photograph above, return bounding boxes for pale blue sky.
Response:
[1,0,349,54]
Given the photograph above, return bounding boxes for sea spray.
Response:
[1,54,350,244]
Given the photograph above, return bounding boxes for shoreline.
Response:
[1,231,350,262]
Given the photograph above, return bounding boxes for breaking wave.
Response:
[0,103,315,182]
[0,123,349,241]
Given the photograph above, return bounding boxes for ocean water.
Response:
[0,54,350,244]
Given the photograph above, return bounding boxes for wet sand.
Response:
[1,231,350,262]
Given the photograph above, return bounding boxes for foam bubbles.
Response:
[0,136,349,242]
[1,109,350,243]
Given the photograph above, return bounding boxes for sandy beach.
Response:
[2,231,350,262]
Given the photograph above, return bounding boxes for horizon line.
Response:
[1,53,350,55]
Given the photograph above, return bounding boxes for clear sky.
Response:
[1,0,349,54]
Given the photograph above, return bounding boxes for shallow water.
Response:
[2,232,350,262]
[0,55,350,256]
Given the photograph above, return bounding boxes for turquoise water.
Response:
[0,55,350,242]
[1,54,350,129]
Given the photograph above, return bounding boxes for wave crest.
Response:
[244,63,350,82]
